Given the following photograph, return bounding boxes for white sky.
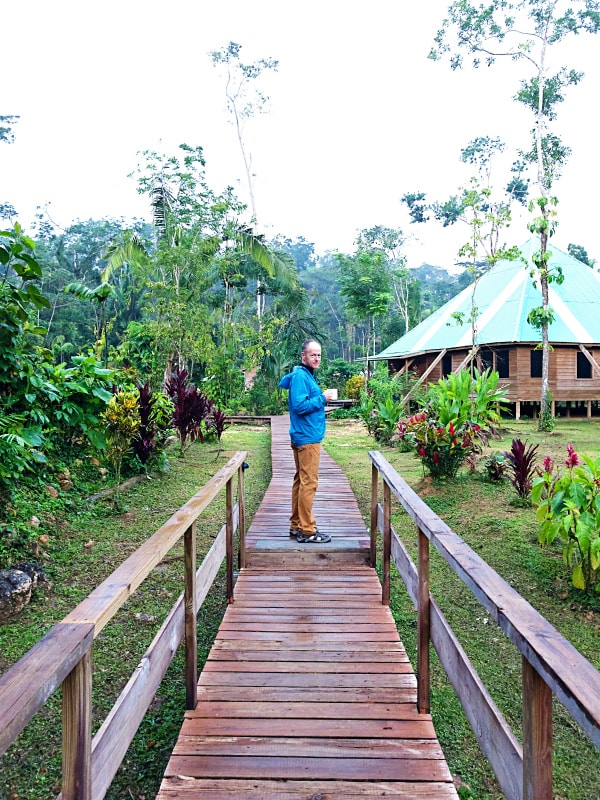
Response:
[2,0,599,267]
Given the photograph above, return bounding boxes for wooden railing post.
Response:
[226,477,234,603]
[184,522,197,710]
[382,481,391,605]
[370,463,378,568]
[417,526,431,714]
[522,657,553,800]
[62,649,92,800]
[238,463,246,570]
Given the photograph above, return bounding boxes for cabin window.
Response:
[577,351,592,379]
[442,353,452,376]
[530,350,543,378]
[480,350,493,372]
[495,348,509,379]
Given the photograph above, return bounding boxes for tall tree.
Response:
[210,42,279,323]
[336,248,392,360]
[131,144,292,387]
[407,137,525,371]
[431,0,600,429]
[355,225,418,339]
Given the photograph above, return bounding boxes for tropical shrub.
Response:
[345,374,365,401]
[0,416,46,506]
[101,391,140,484]
[396,412,479,479]
[394,369,508,479]
[209,408,230,455]
[132,381,174,471]
[357,393,378,437]
[373,397,404,444]
[43,354,116,451]
[425,368,508,433]
[532,445,600,594]
[165,368,215,455]
[504,438,539,503]
[482,452,508,483]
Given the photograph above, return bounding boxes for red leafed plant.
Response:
[165,368,214,455]
[504,438,539,503]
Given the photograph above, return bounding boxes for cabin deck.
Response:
[155,417,458,798]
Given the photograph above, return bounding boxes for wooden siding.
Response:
[389,344,600,404]
[155,417,458,799]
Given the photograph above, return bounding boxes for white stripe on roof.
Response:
[411,289,469,352]
[548,286,594,343]
[455,266,527,348]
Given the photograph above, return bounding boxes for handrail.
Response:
[369,449,600,800]
[0,450,247,800]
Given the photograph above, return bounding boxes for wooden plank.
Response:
[207,649,410,662]
[186,699,424,720]
[165,754,452,781]
[158,777,458,798]
[178,717,437,738]
[195,686,417,702]
[201,660,413,674]
[172,736,444,759]
[197,672,416,688]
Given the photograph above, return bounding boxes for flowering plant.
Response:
[395,411,479,479]
[393,368,505,479]
[531,444,600,593]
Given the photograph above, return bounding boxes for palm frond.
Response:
[102,232,148,282]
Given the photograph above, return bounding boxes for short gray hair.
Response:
[301,338,321,352]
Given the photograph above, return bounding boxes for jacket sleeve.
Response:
[289,370,325,416]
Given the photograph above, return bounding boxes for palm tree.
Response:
[64,282,116,366]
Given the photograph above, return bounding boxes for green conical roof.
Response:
[374,239,600,360]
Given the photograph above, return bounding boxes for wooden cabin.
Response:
[372,240,600,420]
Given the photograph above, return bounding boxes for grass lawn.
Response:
[324,416,600,800]
[1,417,599,799]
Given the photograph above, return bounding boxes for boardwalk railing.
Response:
[369,450,600,800]
[0,451,247,800]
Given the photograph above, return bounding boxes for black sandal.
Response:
[296,531,331,543]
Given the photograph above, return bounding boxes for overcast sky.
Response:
[2,0,599,267]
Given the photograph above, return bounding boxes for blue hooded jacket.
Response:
[279,364,326,446]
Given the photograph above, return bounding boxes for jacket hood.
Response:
[279,364,306,390]
[279,372,293,390]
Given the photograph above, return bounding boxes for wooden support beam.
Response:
[184,522,197,710]
[417,526,431,715]
[453,345,480,374]
[370,462,378,569]
[522,657,553,800]
[402,349,447,407]
[579,343,600,377]
[382,482,391,606]
[62,650,93,800]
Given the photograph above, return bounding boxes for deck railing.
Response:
[0,450,247,800]
[369,450,600,800]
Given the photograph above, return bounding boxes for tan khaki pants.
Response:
[290,443,321,534]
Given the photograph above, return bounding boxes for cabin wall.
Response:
[387,344,600,406]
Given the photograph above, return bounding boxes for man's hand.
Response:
[323,389,337,402]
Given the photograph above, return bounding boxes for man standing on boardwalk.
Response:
[279,339,337,543]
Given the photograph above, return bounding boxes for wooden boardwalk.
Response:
[156,417,458,798]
